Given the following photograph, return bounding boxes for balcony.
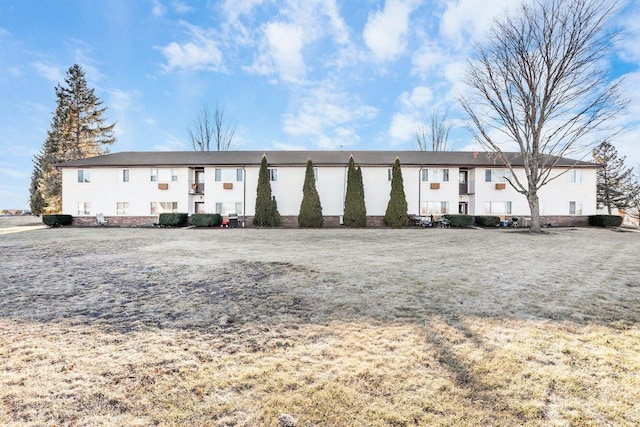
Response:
[189,182,205,195]
[459,181,475,195]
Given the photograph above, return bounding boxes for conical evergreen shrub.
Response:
[343,155,367,227]
[298,159,323,227]
[253,155,280,226]
[384,157,409,227]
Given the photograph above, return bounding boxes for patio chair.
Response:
[96,213,108,226]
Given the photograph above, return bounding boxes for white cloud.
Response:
[440,0,513,47]
[411,41,450,77]
[387,86,436,145]
[261,21,306,83]
[159,23,224,72]
[151,0,165,17]
[617,2,640,63]
[153,134,188,151]
[172,1,193,14]
[283,84,378,149]
[363,0,421,62]
[32,61,63,84]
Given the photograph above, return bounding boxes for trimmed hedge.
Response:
[588,215,623,227]
[190,213,222,227]
[475,215,501,227]
[442,214,474,228]
[158,213,188,227]
[42,214,73,227]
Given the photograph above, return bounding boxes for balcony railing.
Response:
[189,182,205,194]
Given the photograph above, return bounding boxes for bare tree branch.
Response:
[459,0,626,232]
[415,110,451,151]
[187,104,236,151]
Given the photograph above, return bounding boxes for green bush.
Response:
[588,215,623,227]
[475,215,501,227]
[190,213,222,227]
[42,214,73,227]
[442,214,473,228]
[158,213,188,227]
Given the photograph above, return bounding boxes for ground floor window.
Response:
[569,201,582,215]
[116,202,129,215]
[215,202,243,215]
[77,202,91,215]
[421,201,449,215]
[485,201,512,215]
[151,202,178,214]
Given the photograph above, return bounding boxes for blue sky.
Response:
[1,0,639,209]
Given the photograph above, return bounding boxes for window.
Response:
[216,168,243,182]
[236,168,243,182]
[150,202,178,214]
[152,169,173,182]
[569,170,583,183]
[269,168,277,181]
[422,169,449,182]
[77,169,91,183]
[121,169,129,183]
[484,201,512,215]
[569,201,582,215]
[116,202,129,215]
[314,167,318,181]
[388,168,392,181]
[77,202,90,215]
[215,202,243,215]
[420,201,449,215]
[485,169,511,182]
[215,168,222,181]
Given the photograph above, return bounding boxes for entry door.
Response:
[195,202,205,214]
[458,202,468,215]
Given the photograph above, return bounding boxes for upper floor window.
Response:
[77,169,91,183]
[151,169,178,182]
[268,168,277,182]
[421,169,449,182]
[485,169,511,183]
[121,169,129,183]
[388,168,392,181]
[569,170,582,183]
[215,168,244,182]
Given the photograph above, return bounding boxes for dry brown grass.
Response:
[0,222,639,426]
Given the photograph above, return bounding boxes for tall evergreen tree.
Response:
[593,141,633,214]
[253,155,280,226]
[384,157,409,227]
[30,64,116,213]
[343,155,366,227]
[298,159,323,228]
[28,158,45,215]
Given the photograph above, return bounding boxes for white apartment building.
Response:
[57,151,598,226]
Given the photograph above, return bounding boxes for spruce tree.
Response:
[254,155,280,226]
[31,64,116,213]
[28,160,45,216]
[593,141,633,214]
[298,159,323,227]
[343,155,366,227]
[384,157,409,227]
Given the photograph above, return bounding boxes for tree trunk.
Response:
[527,190,542,233]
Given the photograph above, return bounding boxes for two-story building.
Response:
[57,151,598,226]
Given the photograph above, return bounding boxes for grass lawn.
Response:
[1,224,639,426]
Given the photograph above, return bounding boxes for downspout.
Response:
[419,166,425,216]
[243,165,246,226]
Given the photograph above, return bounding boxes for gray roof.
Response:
[56,150,598,168]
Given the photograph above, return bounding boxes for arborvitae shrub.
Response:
[343,156,367,227]
[384,158,409,227]
[443,214,473,227]
[474,215,501,227]
[190,213,222,227]
[42,214,73,227]
[254,155,280,227]
[298,159,323,228]
[159,213,188,227]
[588,215,623,227]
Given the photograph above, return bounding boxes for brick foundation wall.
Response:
[72,216,158,227]
[69,214,592,228]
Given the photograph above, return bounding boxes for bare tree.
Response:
[459,0,626,232]
[415,110,451,151]
[187,104,236,151]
